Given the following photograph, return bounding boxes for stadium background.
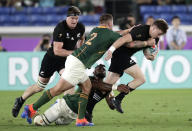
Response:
[0,0,192,131]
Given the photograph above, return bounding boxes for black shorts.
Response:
[39,53,66,78]
[108,48,136,77]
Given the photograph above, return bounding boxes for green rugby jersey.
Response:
[72,26,121,68]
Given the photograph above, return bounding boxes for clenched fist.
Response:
[117,84,130,93]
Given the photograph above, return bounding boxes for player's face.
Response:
[150,25,163,38]
[108,20,113,30]
[94,65,106,78]
[66,16,79,29]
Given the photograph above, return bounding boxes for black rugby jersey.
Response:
[47,20,85,58]
[113,25,159,57]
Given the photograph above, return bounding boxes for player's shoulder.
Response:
[55,20,65,30]
[89,76,96,81]
[77,22,85,29]
[133,24,149,30]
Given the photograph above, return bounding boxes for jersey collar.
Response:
[97,26,108,28]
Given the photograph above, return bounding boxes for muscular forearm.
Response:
[54,49,73,57]
[124,41,147,48]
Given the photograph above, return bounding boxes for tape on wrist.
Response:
[112,84,118,90]
[144,41,147,46]
[109,46,116,53]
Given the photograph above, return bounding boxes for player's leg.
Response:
[104,71,125,113]
[76,78,93,126]
[104,71,120,84]
[114,64,146,111]
[34,98,76,126]
[21,77,74,124]
[12,53,56,117]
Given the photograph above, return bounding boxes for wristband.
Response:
[109,46,116,53]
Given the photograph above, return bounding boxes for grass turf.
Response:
[0,89,192,131]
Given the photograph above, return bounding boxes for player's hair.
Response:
[153,19,168,34]
[67,6,81,16]
[171,16,180,21]
[99,14,113,24]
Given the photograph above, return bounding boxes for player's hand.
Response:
[117,84,130,93]
[105,50,113,61]
[146,39,155,46]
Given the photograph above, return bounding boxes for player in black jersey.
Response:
[32,64,129,126]
[104,20,168,113]
[12,6,85,118]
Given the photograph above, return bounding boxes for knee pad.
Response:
[36,79,47,89]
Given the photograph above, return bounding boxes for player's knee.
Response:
[139,76,146,85]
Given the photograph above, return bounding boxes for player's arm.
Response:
[52,23,74,57]
[53,42,73,57]
[76,33,85,49]
[105,33,133,60]
[116,25,136,36]
[91,79,129,93]
[124,38,155,48]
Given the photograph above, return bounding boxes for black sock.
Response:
[20,96,25,103]
[115,87,135,102]
[129,88,135,92]
[115,92,128,102]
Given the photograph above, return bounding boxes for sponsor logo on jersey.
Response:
[130,59,134,64]
[136,34,142,38]
[77,33,81,38]
[40,71,44,75]
[59,34,62,38]
[66,33,70,39]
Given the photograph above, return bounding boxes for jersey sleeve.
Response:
[110,31,122,43]
[53,23,63,42]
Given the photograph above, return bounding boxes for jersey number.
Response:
[85,33,97,45]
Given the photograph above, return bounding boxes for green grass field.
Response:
[0,89,192,131]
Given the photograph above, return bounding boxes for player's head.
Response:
[93,64,106,79]
[150,19,168,38]
[171,16,180,28]
[99,13,113,30]
[66,6,81,29]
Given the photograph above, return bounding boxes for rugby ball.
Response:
[147,44,158,55]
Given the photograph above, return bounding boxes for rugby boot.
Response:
[21,104,37,124]
[76,118,94,126]
[85,111,94,125]
[111,98,124,113]
[12,97,25,117]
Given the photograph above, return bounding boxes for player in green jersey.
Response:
[20,13,160,126]
[21,14,131,127]
[32,64,129,126]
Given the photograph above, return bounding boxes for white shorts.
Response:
[61,55,89,85]
[44,98,77,125]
